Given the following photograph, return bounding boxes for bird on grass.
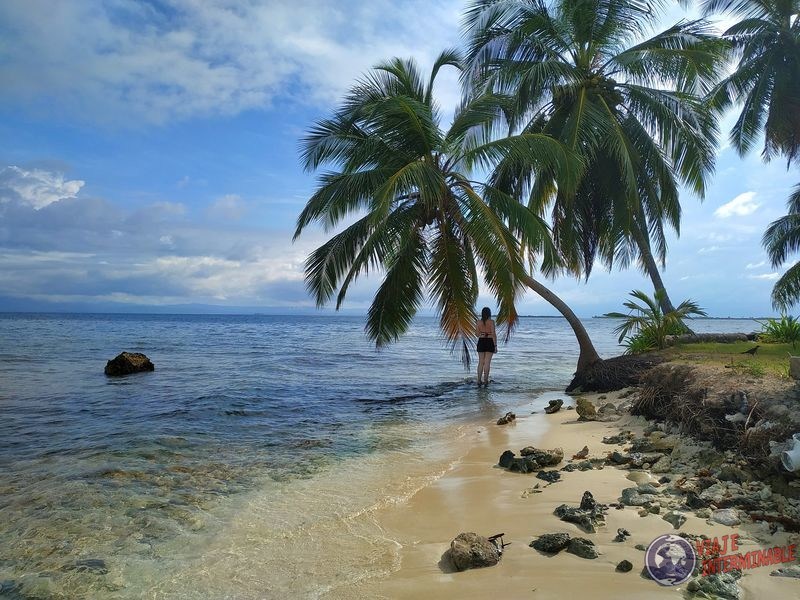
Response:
[740,345,760,356]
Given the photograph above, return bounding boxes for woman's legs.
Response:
[482,352,494,384]
[477,352,487,384]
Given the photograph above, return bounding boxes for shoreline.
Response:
[328,389,800,599]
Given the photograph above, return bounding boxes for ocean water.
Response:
[0,314,758,599]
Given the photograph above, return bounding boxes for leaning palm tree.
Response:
[763,183,800,309]
[294,50,601,369]
[464,0,725,315]
[697,0,800,162]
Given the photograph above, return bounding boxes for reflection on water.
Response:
[0,314,758,598]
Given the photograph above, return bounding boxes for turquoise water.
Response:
[0,314,758,598]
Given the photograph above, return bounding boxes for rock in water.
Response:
[104,352,155,376]
[496,412,516,425]
[544,399,564,414]
[530,533,571,554]
[576,397,597,421]
[566,537,599,559]
[447,532,500,571]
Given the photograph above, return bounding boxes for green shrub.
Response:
[606,290,707,354]
[757,315,800,347]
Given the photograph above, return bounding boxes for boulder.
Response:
[498,450,515,469]
[613,528,631,542]
[620,487,657,507]
[536,470,561,483]
[651,455,672,473]
[562,460,593,472]
[544,399,564,414]
[566,537,599,559]
[616,560,633,572]
[554,504,597,533]
[579,491,597,511]
[496,412,516,425]
[771,565,800,578]
[711,508,741,526]
[662,510,687,529]
[447,532,501,571]
[573,445,589,459]
[686,572,741,599]
[608,451,631,465]
[104,352,155,376]
[576,397,597,421]
[530,533,571,554]
[520,446,564,467]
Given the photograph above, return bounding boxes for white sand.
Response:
[328,390,800,599]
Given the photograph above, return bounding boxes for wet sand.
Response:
[329,390,799,599]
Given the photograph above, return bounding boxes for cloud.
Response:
[746,261,766,270]
[748,273,779,280]
[0,165,84,209]
[714,192,761,218]
[208,194,247,220]
[0,165,332,307]
[0,0,463,124]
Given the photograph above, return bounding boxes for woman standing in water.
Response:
[476,307,497,386]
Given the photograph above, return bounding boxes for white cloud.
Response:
[208,194,247,220]
[714,191,761,218]
[0,0,463,124]
[0,165,84,209]
[746,261,766,270]
[748,273,779,280]
[698,246,721,254]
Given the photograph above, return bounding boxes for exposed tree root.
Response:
[565,354,665,393]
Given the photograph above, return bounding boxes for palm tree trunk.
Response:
[631,226,676,314]
[519,273,601,372]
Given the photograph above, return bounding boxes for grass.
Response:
[660,340,795,379]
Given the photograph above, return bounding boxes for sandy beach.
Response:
[331,390,800,600]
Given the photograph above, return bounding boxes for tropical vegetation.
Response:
[605,290,707,353]
[464,0,726,315]
[694,1,800,309]
[757,314,800,346]
[294,50,577,365]
[295,0,800,382]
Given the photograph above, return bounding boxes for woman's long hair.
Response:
[481,307,491,324]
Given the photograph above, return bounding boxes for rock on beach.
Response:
[447,532,501,571]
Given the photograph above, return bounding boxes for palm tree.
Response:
[697,0,800,162]
[605,289,707,352]
[464,0,725,315]
[763,183,800,309]
[294,50,601,368]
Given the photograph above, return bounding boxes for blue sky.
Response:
[0,0,797,317]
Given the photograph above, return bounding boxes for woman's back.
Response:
[477,318,494,337]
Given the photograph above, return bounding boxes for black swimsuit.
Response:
[477,331,495,353]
